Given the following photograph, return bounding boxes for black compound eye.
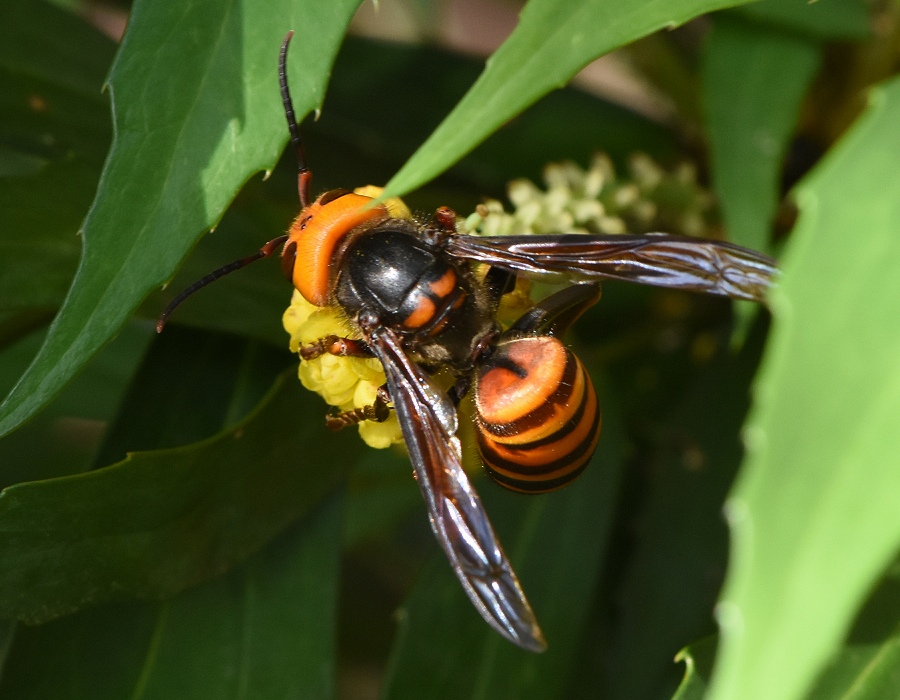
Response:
[281,240,298,281]
[318,188,352,206]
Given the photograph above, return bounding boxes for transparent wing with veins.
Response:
[366,325,546,652]
[446,233,777,302]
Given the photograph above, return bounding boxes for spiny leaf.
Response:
[0,0,362,438]
[710,76,900,700]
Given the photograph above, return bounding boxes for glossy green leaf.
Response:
[703,17,821,252]
[0,2,113,312]
[0,495,343,699]
[129,495,343,700]
[0,0,362,438]
[710,76,900,700]
[808,566,900,699]
[672,636,717,700]
[0,321,152,489]
[313,38,678,198]
[0,350,356,623]
[671,574,900,700]
[383,0,755,199]
[89,327,292,467]
[382,380,624,699]
[732,0,870,41]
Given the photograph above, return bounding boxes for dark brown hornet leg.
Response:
[325,385,391,430]
[296,335,393,430]
[298,335,373,361]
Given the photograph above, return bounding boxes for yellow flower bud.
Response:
[353,380,403,448]
[352,185,412,220]
[298,353,359,406]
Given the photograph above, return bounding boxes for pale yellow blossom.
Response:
[459,152,716,239]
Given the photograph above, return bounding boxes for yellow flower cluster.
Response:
[282,289,403,449]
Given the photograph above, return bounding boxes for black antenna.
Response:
[280,30,312,207]
[156,235,288,332]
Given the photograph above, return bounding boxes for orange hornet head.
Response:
[281,191,390,306]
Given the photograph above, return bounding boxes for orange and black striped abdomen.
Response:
[474,336,600,494]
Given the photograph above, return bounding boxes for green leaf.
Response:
[382,379,625,699]
[383,0,755,199]
[674,576,900,700]
[709,76,900,700]
[130,495,343,700]
[0,2,114,312]
[732,0,871,41]
[0,0,362,438]
[672,636,717,700]
[88,326,296,470]
[0,343,357,623]
[808,566,900,699]
[0,495,343,699]
[0,321,152,489]
[313,38,679,197]
[702,16,821,252]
